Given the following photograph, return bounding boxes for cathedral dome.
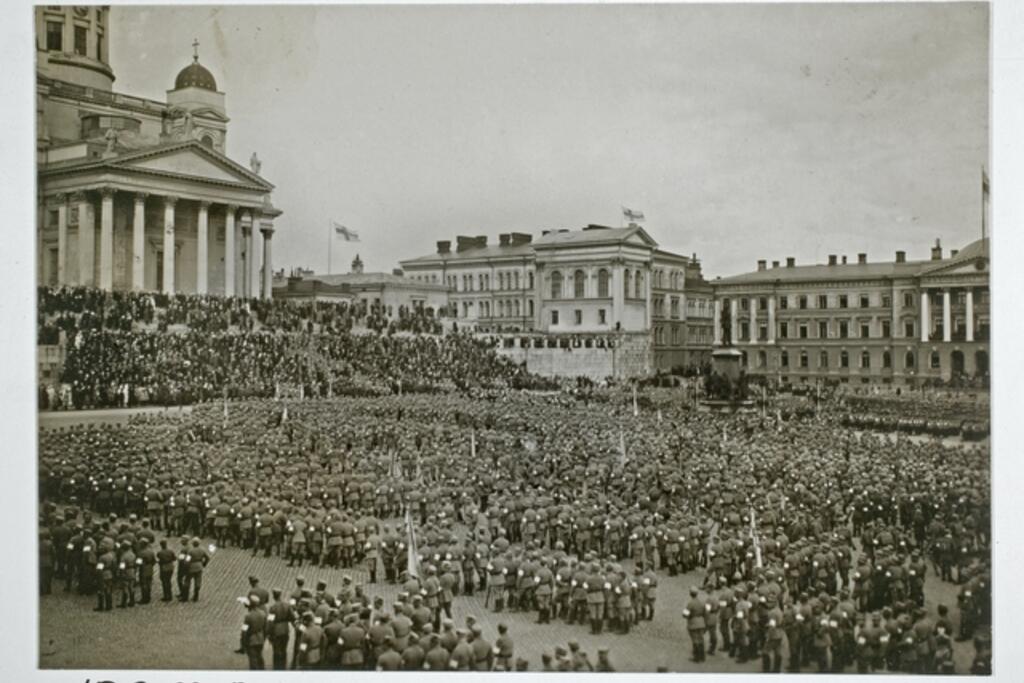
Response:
[174,60,217,91]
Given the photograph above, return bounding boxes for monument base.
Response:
[711,347,743,382]
[699,398,757,413]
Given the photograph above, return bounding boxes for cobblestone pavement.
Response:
[39,522,978,673]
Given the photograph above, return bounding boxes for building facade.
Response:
[711,238,990,386]
[400,224,714,377]
[36,6,281,299]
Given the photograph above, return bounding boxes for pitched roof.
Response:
[532,225,658,249]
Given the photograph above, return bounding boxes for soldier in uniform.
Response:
[493,622,514,671]
[298,611,325,670]
[684,586,707,662]
[154,539,174,602]
[175,535,190,599]
[94,543,116,612]
[181,537,210,602]
[241,596,268,670]
[364,530,380,583]
[268,589,294,670]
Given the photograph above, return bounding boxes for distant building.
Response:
[711,238,990,385]
[400,224,714,378]
[35,6,281,298]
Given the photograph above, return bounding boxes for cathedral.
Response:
[35,6,281,298]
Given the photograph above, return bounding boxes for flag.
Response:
[333,221,360,242]
[405,510,421,579]
[622,206,645,222]
[982,167,990,196]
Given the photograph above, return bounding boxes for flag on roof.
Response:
[333,221,360,242]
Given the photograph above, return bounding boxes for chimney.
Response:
[950,249,959,258]
[857,253,867,264]
[392,267,404,276]
[510,232,532,245]
[757,259,767,271]
[828,254,837,266]
[498,233,510,246]
[931,238,942,260]
[786,257,795,268]
[895,250,906,263]
[771,260,780,269]
[841,255,848,265]
[436,240,451,255]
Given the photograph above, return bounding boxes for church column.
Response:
[645,266,653,327]
[920,290,930,343]
[713,299,722,345]
[611,260,624,326]
[966,288,975,342]
[56,194,67,285]
[131,193,146,291]
[248,212,261,299]
[261,222,274,300]
[162,195,177,294]
[224,205,237,297]
[942,289,952,342]
[196,201,209,294]
[767,295,776,344]
[74,192,94,287]
[98,187,115,290]
[239,211,253,298]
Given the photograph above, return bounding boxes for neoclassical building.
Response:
[35,6,281,298]
[711,238,990,385]
[400,224,714,376]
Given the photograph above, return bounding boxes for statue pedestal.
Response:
[711,347,743,382]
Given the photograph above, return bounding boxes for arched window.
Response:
[930,351,941,369]
[882,351,891,368]
[514,272,519,290]
[574,270,586,298]
[498,273,505,290]
[550,271,563,299]
[905,351,915,369]
[624,270,632,299]
[861,351,871,368]
[634,270,643,299]
[597,269,610,298]
[201,134,214,148]
[528,271,534,290]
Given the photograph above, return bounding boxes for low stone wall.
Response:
[491,333,652,380]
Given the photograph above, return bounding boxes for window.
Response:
[574,309,582,325]
[779,295,788,310]
[839,321,849,338]
[818,321,828,339]
[597,269,609,298]
[905,351,915,369]
[200,135,214,148]
[839,295,848,309]
[741,298,749,311]
[528,300,534,317]
[800,351,809,368]
[528,272,534,290]
[759,324,768,341]
[818,295,828,309]
[46,21,62,51]
[96,30,103,59]
[514,272,519,290]
[598,309,606,325]
[799,323,808,339]
[860,294,870,308]
[799,295,808,310]
[819,351,829,368]
[514,300,520,317]
[759,297,768,311]
[931,351,941,369]
[551,310,559,326]
[635,270,643,299]
[904,321,915,338]
[779,322,788,339]
[624,270,632,299]
[860,323,870,339]
[904,292,915,308]
[550,271,563,299]
[882,320,891,338]
[861,351,871,368]
[883,351,892,368]
[74,25,87,55]
[882,295,891,308]
[574,270,585,298]
[781,351,789,367]
[840,351,849,368]
[670,297,679,319]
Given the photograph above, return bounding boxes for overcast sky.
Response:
[110,3,988,279]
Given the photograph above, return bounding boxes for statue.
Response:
[104,127,118,153]
[183,111,194,136]
[720,303,732,346]
[250,152,262,174]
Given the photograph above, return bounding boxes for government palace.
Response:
[35,6,990,386]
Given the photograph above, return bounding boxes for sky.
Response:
[109,3,989,279]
